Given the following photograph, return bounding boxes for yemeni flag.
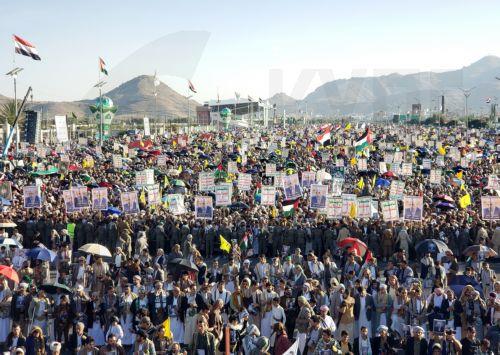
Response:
[99,57,108,76]
[188,80,197,93]
[282,198,299,217]
[316,124,332,145]
[13,35,41,60]
[354,128,373,153]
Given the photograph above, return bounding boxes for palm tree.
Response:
[0,100,18,125]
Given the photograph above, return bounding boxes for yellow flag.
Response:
[236,155,242,163]
[139,189,146,205]
[371,174,377,188]
[460,182,466,191]
[162,318,172,339]
[456,171,463,180]
[357,178,365,190]
[178,165,183,173]
[350,157,357,166]
[344,123,352,131]
[270,206,278,218]
[220,235,231,253]
[163,175,169,188]
[204,160,209,168]
[438,146,446,156]
[459,193,471,209]
[349,203,357,218]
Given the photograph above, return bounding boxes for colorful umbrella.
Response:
[337,237,369,257]
[463,245,498,258]
[26,247,57,262]
[415,239,451,256]
[0,265,19,283]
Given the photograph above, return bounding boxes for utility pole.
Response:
[459,87,476,136]
[5,67,23,152]
[94,80,106,146]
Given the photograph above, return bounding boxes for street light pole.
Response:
[94,80,106,146]
[459,87,476,134]
[6,67,23,152]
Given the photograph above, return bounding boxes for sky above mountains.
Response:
[1,0,499,102]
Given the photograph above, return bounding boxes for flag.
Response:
[316,125,332,145]
[188,80,197,93]
[438,146,446,156]
[139,189,146,205]
[239,232,249,251]
[459,193,471,209]
[354,128,373,153]
[371,174,377,188]
[344,123,352,131]
[486,97,492,104]
[283,199,299,217]
[349,202,357,218]
[220,235,231,253]
[350,157,357,166]
[456,171,463,180]
[13,35,41,60]
[357,178,365,190]
[259,97,263,103]
[99,57,108,76]
[248,95,253,102]
[162,318,173,339]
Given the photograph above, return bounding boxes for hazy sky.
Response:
[1,0,499,103]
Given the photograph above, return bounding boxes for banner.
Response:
[481,196,500,220]
[135,169,155,187]
[274,172,284,188]
[331,177,344,196]
[143,116,150,136]
[147,184,161,205]
[486,175,500,190]
[357,197,372,219]
[265,163,277,177]
[381,200,399,222]
[422,159,432,170]
[166,194,186,215]
[156,155,167,167]
[436,155,445,167]
[62,190,77,213]
[389,180,405,200]
[357,158,368,171]
[215,183,232,206]
[91,188,108,211]
[341,194,357,217]
[403,195,423,221]
[54,115,69,143]
[326,196,343,219]
[113,154,123,169]
[379,162,387,174]
[401,163,413,176]
[283,174,302,200]
[310,184,328,209]
[71,187,90,208]
[261,186,276,206]
[301,171,316,188]
[23,186,42,208]
[237,173,252,191]
[0,181,12,201]
[121,191,140,214]
[393,151,403,163]
[195,196,213,220]
[199,172,215,192]
[430,169,442,185]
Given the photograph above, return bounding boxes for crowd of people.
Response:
[0,122,497,355]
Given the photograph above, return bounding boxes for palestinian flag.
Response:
[282,198,299,217]
[188,80,197,93]
[13,35,41,60]
[354,128,373,153]
[316,125,332,145]
[239,231,249,251]
[99,57,108,76]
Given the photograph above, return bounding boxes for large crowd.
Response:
[0,122,497,355]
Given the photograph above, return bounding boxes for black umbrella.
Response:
[168,258,198,272]
[415,239,451,256]
[39,282,73,294]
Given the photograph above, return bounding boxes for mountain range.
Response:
[269,56,500,116]
[0,75,199,119]
[1,56,500,118]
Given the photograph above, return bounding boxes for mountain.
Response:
[268,93,299,113]
[303,55,500,115]
[0,75,199,119]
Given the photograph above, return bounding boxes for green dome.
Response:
[95,96,114,109]
[220,107,232,117]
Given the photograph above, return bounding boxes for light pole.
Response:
[459,86,476,132]
[187,95,193,133]
[6,67,23,151]
[153,71,160,135]
[94,80,106,146]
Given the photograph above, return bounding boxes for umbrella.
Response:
[434,201,457,210]
[0,198,11,206]
[0,221,16,228]
[229,202,250,210]
[79,243,112,257]
[433,194,454,203]
[448,275,483,297]
[337,237,369,257]
[415,239,451,255]
[26,247,57,262]
[382,171,397,178]
[104,206,122,215]
[0,238,22,248]
[0,265,18,283]
[39,282,73,294]
[375,178,390,187]
[463,245,498,258]
[168,258,198,272]
[172,180,186,187]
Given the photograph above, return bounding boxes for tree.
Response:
[0,100,17,125]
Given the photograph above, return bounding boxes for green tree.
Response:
[0,100,17,125]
